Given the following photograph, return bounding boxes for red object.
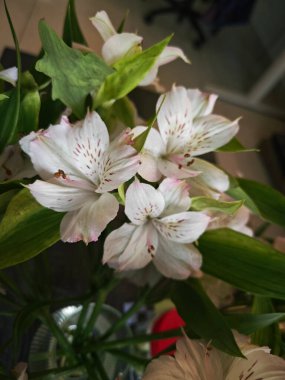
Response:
[151,308,185,356]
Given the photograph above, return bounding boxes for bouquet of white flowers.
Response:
[1,1,285,379]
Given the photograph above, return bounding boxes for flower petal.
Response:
[188,115,239,156]
[102,32,143,65]
[0,67,18,86]
[158,178,191,216]
[154,211,210,243]
[28,180,96,212]
[187,89,218,118]
[226,346,285,380]
[125,179,165,225]
[96,144,140,193]
[188,158,229,198]
[139,152,162,182]
[157,86,193,153]
[90,11,116,41]
[103,222,158,271]
[60,193,119,244]
[153,238,202,279]
[158,157,200,179]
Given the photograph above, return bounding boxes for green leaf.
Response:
[226,312,285,334]
[191,197,243,214]
[171,279,243,357]
[19,89,40,133]
[36,20,112,118]
[0,189,18,218]
[228,178,285,227]
[0,94,8,101]
[251,297,281,355]
[63,0,87,47]
[94,35,172,107]
[0,179,28,195]
[217,137,257,152]
[200,228,285,299]
[0,189,62,269]
[0,1,21,152]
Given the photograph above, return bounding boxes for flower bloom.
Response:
[143,334,285,380]
[0,66,18,86]
[90,11,189,86]
[103,178,210,279]
[134,86,239,197]
[20,112,140,244]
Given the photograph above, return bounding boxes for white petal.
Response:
[60,193,119,244]
[96,144,140,193]
[187,89,218,118]
[125,179,165,225]
[226,346,285,380]
[188,115,239,156]
[102,33,143,65]
[28,180,96,212]
[153,211,210,243]
[228,206,253,236]
[157,86,193,153]
[158,157,200,179]
[0,67,18,86]
[138,152,162,182]
[90,11,116,41]
[188,158,229,198]
[158,178,191,216]
[154,238,202,279]
[139,46,189,87]
[122,263,161,287]
[103,222,158,271]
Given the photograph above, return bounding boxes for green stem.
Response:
[107,348,148,370]
[100,286,150,341]
[73,296,93,343]
[28,364,84,379]
[40,309,78,365]
[38,79,51,91]
[92,352,110,380]
[84,328,182,352]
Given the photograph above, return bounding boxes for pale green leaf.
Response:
[226,313,285,335]
[191,197,243,214]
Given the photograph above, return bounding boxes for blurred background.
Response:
[1,0,285,196]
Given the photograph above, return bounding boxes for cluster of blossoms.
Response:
[19,83,239,280]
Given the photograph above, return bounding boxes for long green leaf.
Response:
[191,197,243,214]
[0,189,62,269]
[217,137,257,152]
[63,0,86,46]
[94,36,172,107]
[229,178,285,227]
[171,279,243,357]
[200,229,285,299]
[0,189,18,217]
[0,1,21,152]
[36,20,112,118]
[226,312,285,334]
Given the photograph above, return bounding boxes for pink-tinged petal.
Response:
[0,67,18,86]
[274,237,285,253]
[158,157,200,179]
[157,86,193,153]
[28,180,96,212]
[96,145,140,193]
[102,33,143,65]
[103,222,158,271]
[90,11,116,41]
[226,346,285,380]
[188,158,229,198]
[158,178,191,216]
[138,152,162,182]
[153,211,210,243]
[60,193,119,244]
[125,179,165,225]
[188,115,239,156]
[187,89,218,118]
[153,238,202,279]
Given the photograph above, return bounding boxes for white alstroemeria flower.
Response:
[103,178,210,279]
[0,144,35,181]
[134,86,238,197]
[143,334,285,380]
[90,11,189,85]
[0,66,18,86]
[20,112,140,244]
